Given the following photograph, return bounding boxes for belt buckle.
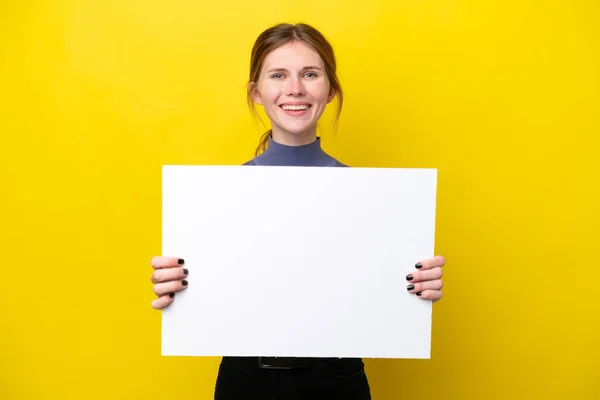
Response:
[258,357,300,369]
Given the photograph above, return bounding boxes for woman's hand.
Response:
[150,256,189,309]
[406,255,445,302]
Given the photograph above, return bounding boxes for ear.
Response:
[248,82,263,105]
[327,86,336,103]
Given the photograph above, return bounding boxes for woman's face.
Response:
[251,41,335,145]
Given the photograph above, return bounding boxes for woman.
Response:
[150,22,445,400]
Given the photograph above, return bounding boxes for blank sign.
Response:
[161,165,437,359]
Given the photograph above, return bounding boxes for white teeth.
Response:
[282,104,309,111]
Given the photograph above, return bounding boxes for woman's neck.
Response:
[271,126,317,147]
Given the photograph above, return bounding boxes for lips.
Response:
[279,103,312,117]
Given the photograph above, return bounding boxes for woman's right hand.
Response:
[150,256,189,309]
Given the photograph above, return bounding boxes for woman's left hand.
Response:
[406,255,445,302]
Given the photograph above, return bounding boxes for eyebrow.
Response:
[266,66,323,73]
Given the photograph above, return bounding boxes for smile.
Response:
[280,104,311,111]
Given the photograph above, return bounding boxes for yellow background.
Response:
[1,0,599,399]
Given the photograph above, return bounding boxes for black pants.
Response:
[214,357,371,400]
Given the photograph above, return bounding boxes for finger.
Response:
[406,267,442,283]
[406,279,443,294]
[415,289,442,301]
[152,293,176,310]
[415,255,445,270]
[151,256,185,270]
[151,266,188,284]
[153,279,189,297]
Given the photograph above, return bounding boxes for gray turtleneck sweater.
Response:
[243,136,347,167]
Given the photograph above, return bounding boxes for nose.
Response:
[286,77,305,96]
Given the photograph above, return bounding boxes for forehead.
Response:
[262,41,324,70]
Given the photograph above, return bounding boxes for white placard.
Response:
[161,165,437,359]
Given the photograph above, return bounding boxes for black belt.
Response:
[258,356,313,369]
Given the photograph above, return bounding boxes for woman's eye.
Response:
[271,73,283,79]
[305,72,317,78]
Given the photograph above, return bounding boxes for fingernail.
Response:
[184,268,189,276]
[416,292,422,296]
[415,263,422,269]
[169,292,175,298]
[406,274,413,281]
[182,280,188,286]
[407,285,414,291]
[178,259,185,264]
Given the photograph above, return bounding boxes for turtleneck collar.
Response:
[252,136,339,167]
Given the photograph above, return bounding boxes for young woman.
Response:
[150,22,446,400]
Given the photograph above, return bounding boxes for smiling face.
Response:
[250,40,335,146]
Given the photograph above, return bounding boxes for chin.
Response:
[279,124,316,136]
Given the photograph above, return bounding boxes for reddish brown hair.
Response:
[247,23,344,156]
